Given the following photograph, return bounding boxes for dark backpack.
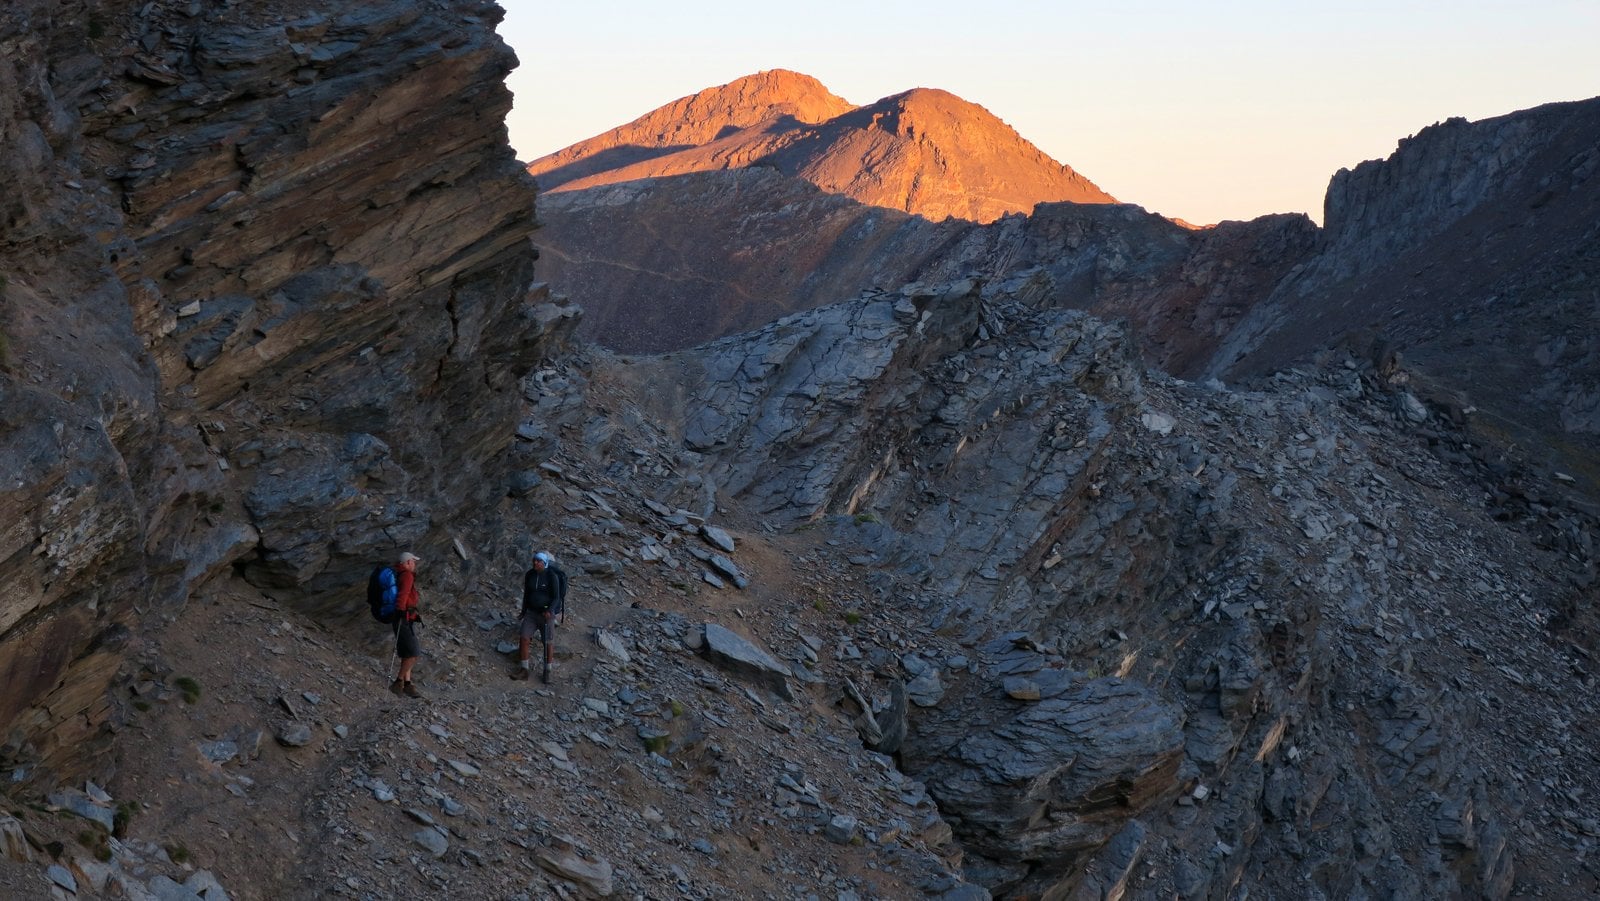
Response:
[367,566,400,623]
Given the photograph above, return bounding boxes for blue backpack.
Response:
[367,566,400,623]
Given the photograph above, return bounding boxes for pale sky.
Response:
[498,1,1600,226]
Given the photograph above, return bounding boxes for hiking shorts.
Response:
[394,618,420,659]
[519,609,553,645]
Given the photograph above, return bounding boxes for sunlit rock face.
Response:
[528,69,1116,224]
[0,0,570,779]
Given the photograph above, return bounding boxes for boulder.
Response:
[698,623,794,700]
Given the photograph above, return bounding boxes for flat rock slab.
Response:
[46,789,116,833]
[276,722,313,747]
[595,630,631,664]
[699,623,794,700]
[700,524,736,553]
[414,826,449,859]
[536,848,614,897]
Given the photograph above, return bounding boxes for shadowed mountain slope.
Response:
[1211,97,1600,493]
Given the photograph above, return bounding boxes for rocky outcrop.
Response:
[633,277,1596,897]
[0,0,567,781]
[528,70,1116,223]
[1210,98,1600,492]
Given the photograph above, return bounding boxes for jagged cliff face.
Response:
[1211,99,1600,493]
[528,69,1116,223]
[0,0,570,778]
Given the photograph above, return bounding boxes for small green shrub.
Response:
[667,699,684,718]
[113,802,137,837]
[132,700,151,712]
[166,843,190,864]
[842,610,862,626]
[853,512,878,524]
[173,676,201,704]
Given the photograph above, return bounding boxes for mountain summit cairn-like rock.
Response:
[527,69,1116,222]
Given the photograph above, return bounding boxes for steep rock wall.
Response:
[0,0,567,782]
[1211,98,1600,490]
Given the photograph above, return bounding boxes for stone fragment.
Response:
[414,827,449,858]
[536,847,614,896]
[71,855,114,894]
[198,740,239,765]
[447,760,480,777]
[48,864,78,893]
[0,814,30,862]
[1003,676,1041,701]
[184,869,232,901]
[700,524,736,553]
[825,814,859,844]
[706,553,749,588]
[1140,411,1175,435]
[595,630,631,664]
[276,723,313,747]
[47,789,116,833]
[147,874,205,900]
[698,623,794,700]
[906,667,945,707]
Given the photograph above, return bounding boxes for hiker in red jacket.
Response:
[390,551,424,698]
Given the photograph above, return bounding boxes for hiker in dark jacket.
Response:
[390,551,424,698]
[514,551,566,683]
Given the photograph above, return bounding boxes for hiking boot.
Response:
[541,662,552,684]
[389,679,404,696]
[403,681,422,699]
[510,666,530,681]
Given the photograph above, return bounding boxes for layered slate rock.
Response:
[643,275,1566,898]
[909,677,1183,896]
[698,623,794,701]
[0,0,566,778]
